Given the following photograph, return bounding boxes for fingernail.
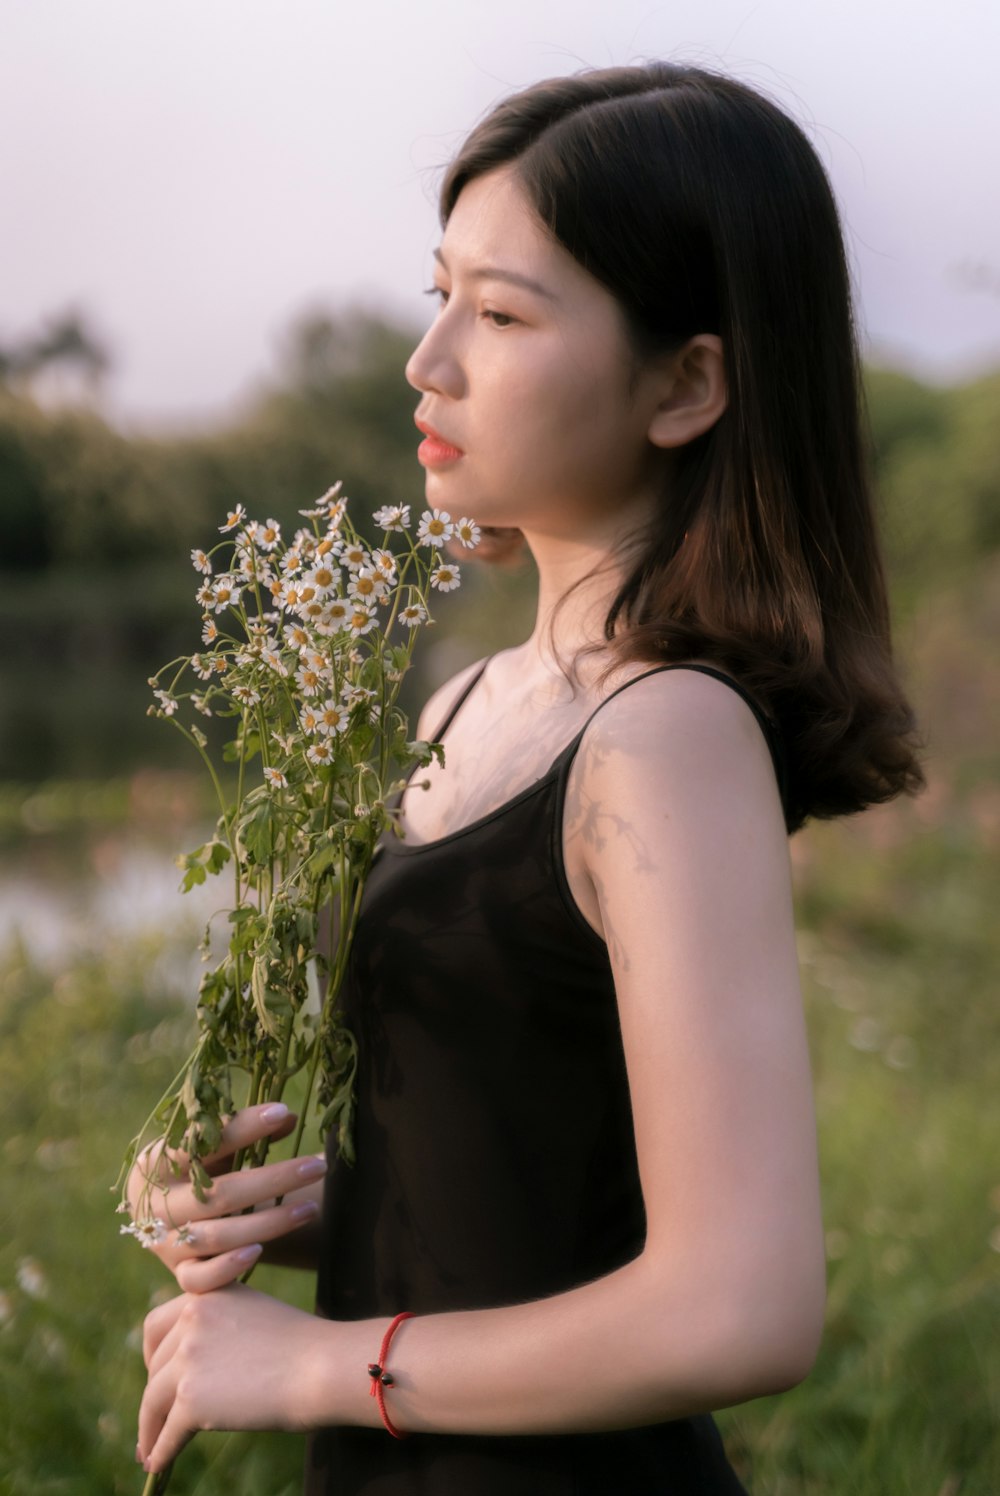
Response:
[236,1243,263,1263]
[135,1443,143,1464]
[260,1103,289,1123]
[290,1200,320,1222]
[296,1155,327,1179]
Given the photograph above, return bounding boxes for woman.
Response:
[131,60,925,1491]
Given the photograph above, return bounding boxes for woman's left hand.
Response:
[137,1283,332,1473]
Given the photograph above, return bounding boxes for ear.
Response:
[646,334,727,449]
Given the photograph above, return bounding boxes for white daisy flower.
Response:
[371,547,398,581]
[454,517,481,549]
[232,549,260,580]
[317,699,348,736]
[299,704,321,735]
[417,508,453,547]
[318,481,344,507]
[133,1219,168,1249]
[256,518,281,552]
[283,622,312,651]
[342,685,378,720]
[272,730,296,755]
[340,541,370,571]
[295,664,324,697]
[315,598,350,635]
[191,549,213,575]
[261,644,289,676]
[219,505,247,533]
[201,617,219,645]
[272,579,302,612]
[304,560,340,595]
[195,580,216,609]
[348,567,389,605]
[212,579,243,613]
[326,497,348,530]
[306,739,334,766]
[191,692,213,716]
[296,597,328,624]
[399,602,428,628]
[294,528,319,557]
[372,503,410,532]
[232,683,261,707]
[190,653,214,681]
[174,1223,197,1246]
[154,690,178,716]
[342,683,376,707]
[263,766,288,790]
[280,549,304,576]
[212,656,229,674]
[348,604,378,637]
[430,562,461,592]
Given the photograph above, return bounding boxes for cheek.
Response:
[478,349,622,483]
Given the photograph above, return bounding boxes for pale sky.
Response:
[3,0,998,434]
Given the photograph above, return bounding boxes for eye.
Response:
[422,286,517,329]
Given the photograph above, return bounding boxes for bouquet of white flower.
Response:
[115,481,479,1494]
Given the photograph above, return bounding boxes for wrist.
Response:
[305,1315,389,1432]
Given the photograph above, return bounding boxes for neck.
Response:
[515,507,652,684]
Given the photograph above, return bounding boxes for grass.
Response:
[2,569,999,1492]
[1,801,997,1493]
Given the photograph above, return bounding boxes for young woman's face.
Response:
[405,166,667,542]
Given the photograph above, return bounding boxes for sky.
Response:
[3,0,999,434]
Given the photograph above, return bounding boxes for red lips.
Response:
[415,416,464,453]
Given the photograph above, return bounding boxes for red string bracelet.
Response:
[367,1311,415,1439]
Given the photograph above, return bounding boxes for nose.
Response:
[404,313,462,397]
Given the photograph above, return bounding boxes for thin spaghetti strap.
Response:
[575,662,788,808]
[427,655,493,742]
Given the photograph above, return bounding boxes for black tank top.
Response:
[305,661,786,1495]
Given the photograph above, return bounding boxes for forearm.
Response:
[306,1247,811,1437]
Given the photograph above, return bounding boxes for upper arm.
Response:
[578,670,826,1384]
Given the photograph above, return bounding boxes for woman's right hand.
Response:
[124,1102,328,1292]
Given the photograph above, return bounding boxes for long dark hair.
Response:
[434,60,926,835]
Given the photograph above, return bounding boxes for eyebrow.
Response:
[432,246,558,301]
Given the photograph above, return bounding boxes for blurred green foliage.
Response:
[1,312,998,779]
[1,750,997,1491]
[1,310,998,1490]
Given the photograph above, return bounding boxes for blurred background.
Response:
[1,2,998,1492]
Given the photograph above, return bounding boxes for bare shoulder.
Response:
[413,654,491,742]
[574,663,787,870]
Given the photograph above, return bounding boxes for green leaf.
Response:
[205,840,232,875]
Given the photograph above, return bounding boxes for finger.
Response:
[194,1103,300,1175]
[170,1195,317,1274]
[143,1398,197,1477]
[142,1292,188,1370]
[174,1151,327,1225]
[134,1143,323,1247]
[137,1361,194,1475]
[175,1242,263,1294]
[136,1104,299,1189]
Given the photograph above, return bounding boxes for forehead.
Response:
[441,167,592,298]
